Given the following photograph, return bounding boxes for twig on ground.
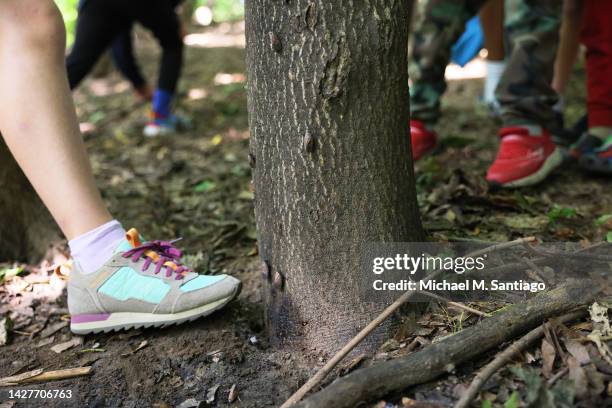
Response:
[0,367,92,386]
[420,290,488,317]
[454,310,586,408]
[547,367,569,386]
[280,236,536,408]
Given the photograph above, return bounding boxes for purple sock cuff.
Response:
[68,220,126,274]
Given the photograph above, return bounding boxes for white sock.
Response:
[484,60,506,104]
[553,95,565,114]
[68,220,126,274]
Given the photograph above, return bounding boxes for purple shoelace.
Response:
[122,239,191,280]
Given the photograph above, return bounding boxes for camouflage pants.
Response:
[409,0,561,130]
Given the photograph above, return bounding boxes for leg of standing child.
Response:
[129,0,187,136]
[66,0,131,89]
[486,0,562,188]
[480,0,506,110]
[409,0,487,160]
[571,0,612,174]
[0,0,240,334]
[0,0,113,240]
[110,26,153,101]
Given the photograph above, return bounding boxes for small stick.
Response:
[454,310,585,408]
[420,290,488,317]
[280,236,535,408]
[0,367,92,386]
[546,367,569,386]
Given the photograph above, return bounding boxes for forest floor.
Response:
[1,22,611,408]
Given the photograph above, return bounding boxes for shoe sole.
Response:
[143,126,174,137]
[489,147,563,189]
[70,282,241,334]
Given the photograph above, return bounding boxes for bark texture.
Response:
[245,0,423,354]
[0,138,59,262]
[294,279,597,408]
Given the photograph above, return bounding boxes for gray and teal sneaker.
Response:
[66,228,241,334]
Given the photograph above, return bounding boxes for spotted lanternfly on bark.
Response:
[248,153,256,168]
[303,131,316,154]
[261,261,271,281]
[273,271,284,290]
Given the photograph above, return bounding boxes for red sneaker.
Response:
[486,126,562,188]
[410,120,438,161]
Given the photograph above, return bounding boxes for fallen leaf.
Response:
[541,339,556,378]
[228,384,238,403]
[567,356,588,399]
[40,321,68,338]
[51,337,83,354]
[564,340,590,365]
[206,384,219,404]
[176,398,201,408]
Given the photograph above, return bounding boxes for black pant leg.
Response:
[131,0,184,93]
[66,0,130,89]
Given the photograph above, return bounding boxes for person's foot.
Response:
[410,119,438,161]
[143,113,192,137]
[67,228,241,334]
[570,133,612,175]
[486,126,562,188]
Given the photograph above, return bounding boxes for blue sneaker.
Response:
[143,113,192,137]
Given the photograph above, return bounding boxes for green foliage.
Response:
[596,214,612,226]
[194,180,217,192]
[504,391,520,408]
[54,0,245,47]
[510,366,575,408]
[195,0,244,22]
[54,0,79,46]
[0,265,23,284]
[481,400,493,408]
[547,204,577,224]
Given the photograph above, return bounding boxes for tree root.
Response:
[292,279,598,408]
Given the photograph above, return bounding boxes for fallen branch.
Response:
[454,309,586,408]
[0,367,91,386]
[292,280,597,408]
[280,237,536,408]
[420,290,488,317]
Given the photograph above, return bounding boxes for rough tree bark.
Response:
[245,0,423,354]
[0,138,59,263]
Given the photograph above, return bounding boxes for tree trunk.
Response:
[245,0,423,355]
[0,138,59,263]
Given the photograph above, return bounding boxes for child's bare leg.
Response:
[479,0,506,106]
[552,0,584,97]
[0,0,111,240]
[480,0,505,62]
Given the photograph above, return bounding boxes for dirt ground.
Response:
[1,22,611,408]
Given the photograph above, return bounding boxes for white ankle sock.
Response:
[68,220,126,274]
[484,60,506,104]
